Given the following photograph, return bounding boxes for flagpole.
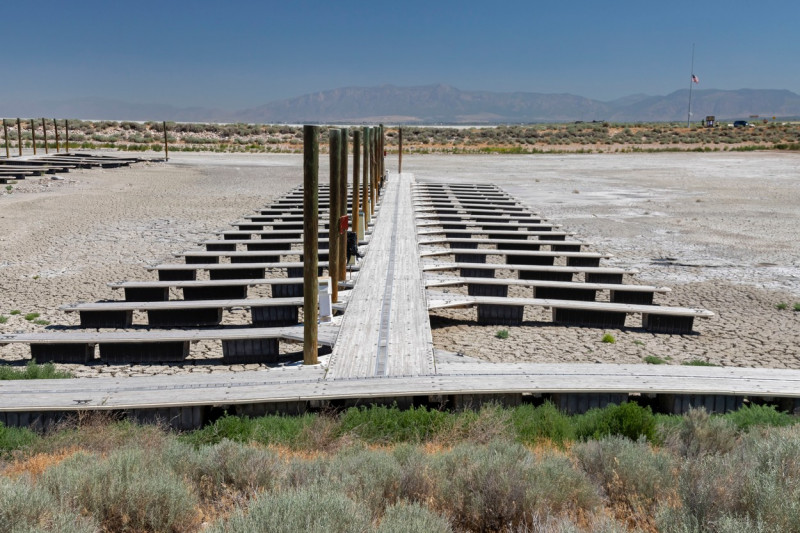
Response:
[687,43,695,127]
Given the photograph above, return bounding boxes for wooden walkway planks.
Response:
[3,173,793,423]
[326,173,435,379]
[3,364,800,411]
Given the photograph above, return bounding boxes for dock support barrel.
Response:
[99,341,190,363]
[30,343,94,364]
[223,338,280,364]
[477,304,524,325]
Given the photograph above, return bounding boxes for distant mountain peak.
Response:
[3,85,799,123]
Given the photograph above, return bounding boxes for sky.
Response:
[4,0,799,110]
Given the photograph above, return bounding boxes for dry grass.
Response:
[2,404,800,532]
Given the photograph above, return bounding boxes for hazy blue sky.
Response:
[5,0,798,109]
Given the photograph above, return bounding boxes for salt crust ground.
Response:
[0,151,798,377]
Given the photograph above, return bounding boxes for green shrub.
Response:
[429,440,597,531]
[574,436,675,524]
[0,360,73,380]
[0,315,7,323]
[208,486,371,533]
[495,328,509,339]
[377,501,453,533]
[794,302,800,312]
[661,426,800,531]
[9,310,20,315]
[391,444,433,503]
[662,407,738,457]
[682,359,719,366]
[41,447,199,532]
[601,333,616,343]
[575,402,657,442]
[723,403,796,432]
[0,475,98,533]
[512,401,575,446]
[164,439,282,500]
[338,404,449,444]
[644,355,668,364]
[0,421,39,454]
[326,446,403,518]
[23,312,40,321]
[776,302,789,310]
[180,412,316,448]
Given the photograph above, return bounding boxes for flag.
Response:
[692,74,699,84]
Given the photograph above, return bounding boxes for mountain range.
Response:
[3,85,800,124]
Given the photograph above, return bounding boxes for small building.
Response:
[704,116,716,127]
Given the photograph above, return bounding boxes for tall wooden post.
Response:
[65,120,70,154]
[328,129,341,303]
[303,125,319,365]
[53,119,60,152]
[338,127,348,281]
[41,118,48,154]
[371,128,378,204]
[352,129,361,240]
[398,127,402,174]
[30,120,37,155]
[362,127,371,222]
[163,121,169,161]
[2,120,8,159]
[16,118,22,156]
[379,124,385,187]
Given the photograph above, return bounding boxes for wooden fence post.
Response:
[53,118,60,152]
[379,124,385,186]
[41,118,48,154]
[372,127,379,202]
[363,127,371,222]
[398,127,402,173]
[2,120,8,159]
[303,125,319,365]
[163,121,170,161]
[328,129,341,303]
[65,119,70,154]
[338,127,348,281]
[352,129,361,240]
[16,118,22,156]
[30,120,37,155]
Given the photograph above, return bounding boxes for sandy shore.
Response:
[1,151,799,376]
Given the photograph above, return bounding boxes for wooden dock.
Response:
[326,172,435,379]
[2,172,799,430]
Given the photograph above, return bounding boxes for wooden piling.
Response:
[53,118,60,152]
[363,127,371,222]
[379,124,384,187]
[328,129,341,303]
[30,120,37,155]
[338,128,348,281]
[41,118,48,154]
[372,126,378,206]
[163,121,169,161]
[16,118,22,156]
[303,125,319,365]
[2,120,8,158]
[65,119,70,154]
[372,127,379,202]
[398,127,402,174]
[352,130,361,240]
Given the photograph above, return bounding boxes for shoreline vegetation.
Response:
[2,402,800,532]
[2,119,799,155]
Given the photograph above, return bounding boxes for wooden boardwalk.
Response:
[327,172,435,379]
[2,172,800,428]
